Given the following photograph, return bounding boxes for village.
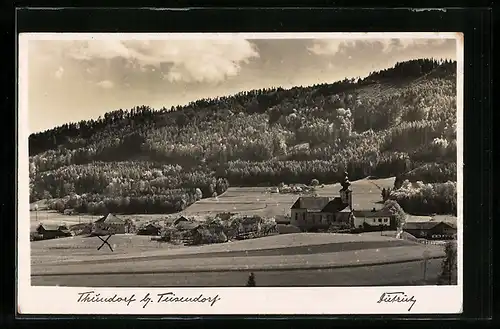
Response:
[31,172,457,248]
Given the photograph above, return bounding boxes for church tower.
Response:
[339,171,353,209]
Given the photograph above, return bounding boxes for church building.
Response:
[290,172,354,232]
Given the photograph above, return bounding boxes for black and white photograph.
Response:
[18,32,463,314]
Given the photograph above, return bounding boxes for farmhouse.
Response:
[403,221,457,240]
[36,224,72,239]
[352,208,397,231]
[93,213,135,234]
[290,172,353,232]
[235,216,263,239]
[174,221,202,245]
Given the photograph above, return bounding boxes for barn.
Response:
[403,221,457,240]
[36,224,72,240]
[93,213,135,234]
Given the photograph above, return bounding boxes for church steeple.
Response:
[339,171,352,209]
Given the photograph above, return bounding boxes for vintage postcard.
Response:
[18,32,463,315]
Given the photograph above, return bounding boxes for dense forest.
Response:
[29,58,458,215]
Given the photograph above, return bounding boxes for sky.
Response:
[25,35,457,134]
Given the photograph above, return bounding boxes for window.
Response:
[378,218,382,223]
[295,213,298,221]
[383,218,388,222]
[303,213,306,220]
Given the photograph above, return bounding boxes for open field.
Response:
[32,258,444,287]
[31,232,446,286]
[31,232,407,264]
[178,177,396,218]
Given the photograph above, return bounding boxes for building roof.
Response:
[240,216,261,225]
[403,221,456,230]
[353,208,394,218]
[95,213,125,225]
[140,223,162,230]
[165,216,190,225]
[291,197,331,211]
[175,221,201,231]
[37,223,69,231]
[321,197,349,213]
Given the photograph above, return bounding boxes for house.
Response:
[174,221,202,245]
[234,216,262,239]
[137,223,162,236]
[290,172,353,232]
[403,221,457,240]
[352,208,397,231]
[93,213,135,235]
[36,223,72,239]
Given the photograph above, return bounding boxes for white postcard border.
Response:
[17,32,464,315]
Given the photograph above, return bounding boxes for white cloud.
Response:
[96,80,114,89]
[307,38,448,56]
[63,39,260,84]
[54,66,64,79]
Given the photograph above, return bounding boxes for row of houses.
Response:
[35,213,136,240]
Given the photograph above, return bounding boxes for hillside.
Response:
[28,58,458,216]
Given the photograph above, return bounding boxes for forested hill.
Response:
[29,58,458,215]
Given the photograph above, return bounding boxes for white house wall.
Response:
[354,216,391,228]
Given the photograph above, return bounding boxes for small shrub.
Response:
[246,273,256,287]
[438,241,457,285]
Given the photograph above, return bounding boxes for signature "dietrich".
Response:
[377,292,417,311]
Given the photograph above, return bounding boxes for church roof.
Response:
[291,197,331,210]
[321,197,349,213]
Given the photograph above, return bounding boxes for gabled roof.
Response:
[353,208,394,218]
[95,213,125,224]
[175,221,201,231]
[403,221,456,230]
[140,223,162,229]
[37,223,69,231]
[321,197,349,213]
[291,197,331,210]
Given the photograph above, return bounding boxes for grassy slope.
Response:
[31,232,445,276]
[32,259,445,287]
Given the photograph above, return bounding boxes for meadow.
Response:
[177,177,396,218]
[31,232,446,286]
[32,259,444,287]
